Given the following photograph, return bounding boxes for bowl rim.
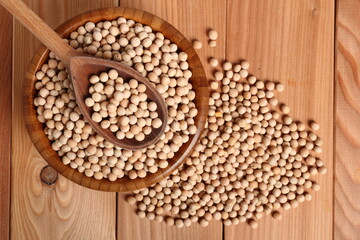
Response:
[23,7,209,192]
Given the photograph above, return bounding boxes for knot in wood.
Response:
[40,166,58,185]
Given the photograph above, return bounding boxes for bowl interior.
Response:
[23,7,209,192]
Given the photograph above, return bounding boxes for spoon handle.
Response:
[0,0,76,66]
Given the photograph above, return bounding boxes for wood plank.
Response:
[335,0,360,239]
[0,6,12,240]
[11,1,117,239]
[117,0,225,239]
[224,1,334,239]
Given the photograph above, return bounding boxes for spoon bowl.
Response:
[70,56,168,150]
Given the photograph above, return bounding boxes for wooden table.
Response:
[0,0,358,239]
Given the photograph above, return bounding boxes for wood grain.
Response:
[11,1,117,239]
[335,0,360,239]
[117,0,225,239]
[5,0,347,239]
[224,1,334,239]
[0,0,77,66]
[0,5,11,240]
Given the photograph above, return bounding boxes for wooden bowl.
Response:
[23,7,209,192]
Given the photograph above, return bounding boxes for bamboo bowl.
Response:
[23,7,209,192]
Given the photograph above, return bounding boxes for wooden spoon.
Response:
[1,0,168,150]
